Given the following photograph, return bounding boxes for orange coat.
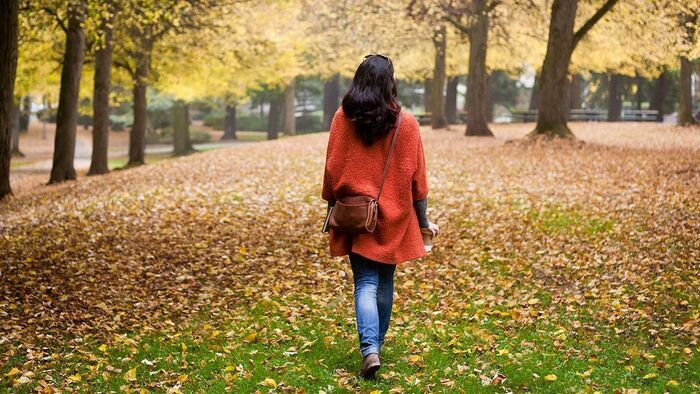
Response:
[322,108,428,264]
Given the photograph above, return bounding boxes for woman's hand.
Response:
[428,221,439,236]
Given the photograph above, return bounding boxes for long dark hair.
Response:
[342,54,401,144]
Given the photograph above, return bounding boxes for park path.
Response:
[12,140,251,173]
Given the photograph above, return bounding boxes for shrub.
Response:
[145,127,212,145]
[203,111,225,130]
[237,115,267,131]
[296,113,323,133]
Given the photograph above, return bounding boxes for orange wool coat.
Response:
[322,108,428,264]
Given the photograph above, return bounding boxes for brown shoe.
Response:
[359,353,380,379]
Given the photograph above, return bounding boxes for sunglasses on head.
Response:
[364,53,391,62]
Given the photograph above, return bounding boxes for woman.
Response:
[322,54,438,379]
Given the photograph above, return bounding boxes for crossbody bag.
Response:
[324,112,403,234]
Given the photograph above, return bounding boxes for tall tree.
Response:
[650,71,668,122]
[222,103,237,140]
[267,94,282,140]
[114,0,216,166]
[88,4,114,176]
[529,74,540,111]
[11,104,24,157]
[0,0,19,199]
[569,74,583,110]
[172,100,194,156]
[445,76,459,124]
[678,10,698,125]
[283,80,296,136]
[607,73,623,121]
[49,0,87,184]
[532,0,619,138]
[444,0,495,136]
[431,25,448,129]
[322,74,340,130]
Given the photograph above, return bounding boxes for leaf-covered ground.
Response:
[1,123,699,393]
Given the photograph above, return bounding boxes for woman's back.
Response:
[322,107,428,264]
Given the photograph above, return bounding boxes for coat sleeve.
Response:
[322,113,338,203]
[411,125,429,201]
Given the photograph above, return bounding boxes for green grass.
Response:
[107,152,181,169]
[2,296,697,392]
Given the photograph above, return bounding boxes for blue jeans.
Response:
[350,253,396,357]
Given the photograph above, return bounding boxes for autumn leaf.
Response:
[124,367,137,381]
[260,378,277,387]
[6,367,21,377]
[544,374,557,381]
[407,355,424,366]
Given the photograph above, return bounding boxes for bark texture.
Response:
[172,101,194,156]
[0,0,18,199]
[607,73,623,122]
[128,45,151,166]
[49,0,86,184]
[322,74,340,130]
[678,56,697,126]
[465,0,493,136]
[11,104,23,157]
[569,74,583,110]
[445,76,459,124]
[267,95,282,140]
[533,0,618,137]
[20,95,30,132]
[222,104,237,140]
[650,71,668,122]
[88,21,113,176]
[533,0,577,137]
[424,79,433,113]
[283,80,296,136]
[431,26,448,129]
[529,74,540,110]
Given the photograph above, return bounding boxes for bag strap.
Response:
[376,112,403,202]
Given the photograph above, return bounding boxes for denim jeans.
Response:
[350,253,396,357]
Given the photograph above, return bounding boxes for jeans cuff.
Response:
[360,345,380,358]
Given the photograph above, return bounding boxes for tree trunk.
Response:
[607,73,622,122]
[532,0,577,138]
[49,0,86,184]
[173,100,194,156]
[88,21,112,176]
[20,95,30,132]
[634,75,644,110]
[128,47,151,166]
[529,74,540,110]
[445,76,459,124]
[650,71,668,122]
[569,74,583,109]
[465,0,493,136]
[431,26,448,129]
[424,79,432,113]
[222,103,237,140]
[283,80,296,135]
[11,103,23,157]
[486,72,495,123]
[323,74,340,130]
[678,56,696,126]
[0,0,18,199]
[267,95,282,140]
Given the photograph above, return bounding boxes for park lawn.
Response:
[0,124,698,392]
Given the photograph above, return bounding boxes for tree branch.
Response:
[113,60,135,78]
[443,15,472,36]
[572,0,619,49]
[42,6,67,32]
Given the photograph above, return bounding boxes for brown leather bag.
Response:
[327,112,402,234]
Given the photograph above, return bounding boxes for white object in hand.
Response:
[421,221,440,252]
